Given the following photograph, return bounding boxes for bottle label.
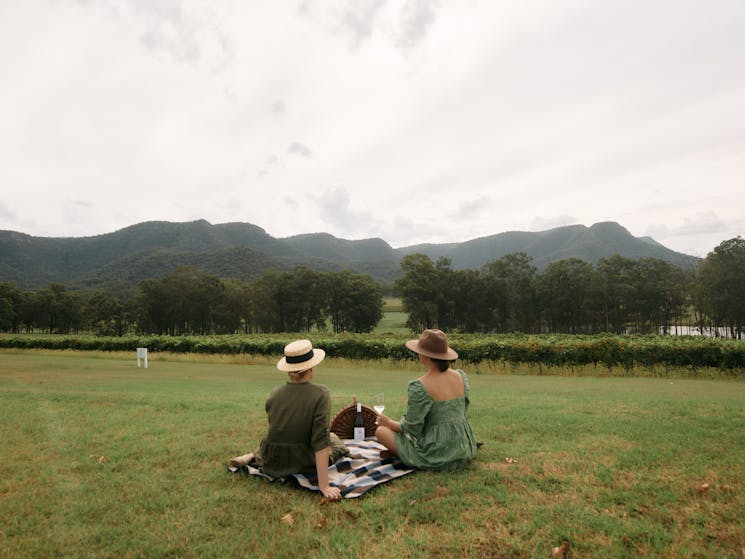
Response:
[354,426,365,441]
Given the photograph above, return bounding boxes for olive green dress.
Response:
[255,382,332,478]
[394,370,477,470]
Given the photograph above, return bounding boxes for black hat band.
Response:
[285,349,314,364]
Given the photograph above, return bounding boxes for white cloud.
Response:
[644,212,741,257]
[298,0,442,52]
[315,187,381,237]
[337,0,388,49]
[0,202,16,223]
[0,0,742,255]
[269,100,286,117]
[299,0,387,49]
[676,213,729,236]
[287,142,313,158]
[116,0,234,71]
[529,216,580,232]
[396,0,440,50]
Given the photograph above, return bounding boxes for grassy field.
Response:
[375,296,409,334]
[1,349,744,558]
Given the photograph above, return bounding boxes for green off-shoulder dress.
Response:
[394,369,477,470]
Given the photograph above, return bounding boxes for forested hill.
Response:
[0,219,699,290]
[0,220,402,291]
[397,221,699,270]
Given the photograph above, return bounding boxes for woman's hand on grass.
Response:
[320,485,341,500]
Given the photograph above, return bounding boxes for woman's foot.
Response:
[229,453,254,468]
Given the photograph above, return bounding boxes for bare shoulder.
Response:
[446,368,465,388]
[420,369,464,401]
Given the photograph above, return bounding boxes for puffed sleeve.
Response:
[398,381,432,442]
[310,385,331,452]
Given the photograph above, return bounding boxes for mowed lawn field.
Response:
[1,350,744,558]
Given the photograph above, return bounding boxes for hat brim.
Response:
[405,339,458,360]
[276,348,326,372]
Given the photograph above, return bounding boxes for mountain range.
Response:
[0,220,699,291]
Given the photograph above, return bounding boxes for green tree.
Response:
[689,266,712,335]
[85,291,129,336]
[449,269,490,333]
[0,282,22,332]
[482,252,538,333]
[630,258,687,334]
[136,267,245,335]
[35,284,84,334]
[698,236,745,338]
[246,270,283,333]
[395,254,454,332]
[138,267,204,334]
[537,258,598,334]
[596,255,637,333]
[137,277,174,334]
[18,290,44,333]
[276,268,328,332]
[326,271,384,333]
[212,278,246,334]
[192,273,225,334]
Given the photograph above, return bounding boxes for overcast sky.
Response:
[1,0,743,257]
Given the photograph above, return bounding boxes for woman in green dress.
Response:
[375,329,477,470]
[230,339,344,500]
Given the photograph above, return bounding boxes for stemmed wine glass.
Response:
[373,392,385,415]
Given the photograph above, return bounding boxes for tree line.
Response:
[0,267,383,336]
[1,237,743,338]
[396,237,745,338]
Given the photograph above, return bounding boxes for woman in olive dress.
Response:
[230,339,345,500]
[375,329,477,470]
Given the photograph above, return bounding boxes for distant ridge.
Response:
[397,222,698,270]
[0,220,699,290]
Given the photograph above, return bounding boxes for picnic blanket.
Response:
[228,438,416,498]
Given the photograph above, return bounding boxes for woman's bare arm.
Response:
[314,447,341,500]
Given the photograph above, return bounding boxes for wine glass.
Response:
[373,392,385,415]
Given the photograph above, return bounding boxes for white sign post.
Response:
[136,347,148,369]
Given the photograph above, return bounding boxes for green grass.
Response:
[1,349,744,558]
[374,297,409,334]
[373,310,409,334]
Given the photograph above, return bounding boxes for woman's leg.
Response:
[375,425,398,454]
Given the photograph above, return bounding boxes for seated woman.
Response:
[230,339,345,500]
[375,329,477,470]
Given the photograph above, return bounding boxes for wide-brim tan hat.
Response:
[276,339,326,372]
[405,329,458,360]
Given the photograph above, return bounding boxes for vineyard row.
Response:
[2,333,744,373]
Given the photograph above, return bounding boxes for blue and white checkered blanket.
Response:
[228,439,416,498]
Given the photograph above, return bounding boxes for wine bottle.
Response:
[354,403,365,441]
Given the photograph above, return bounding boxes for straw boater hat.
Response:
[405,329,458,360]
[276,339,326,372]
